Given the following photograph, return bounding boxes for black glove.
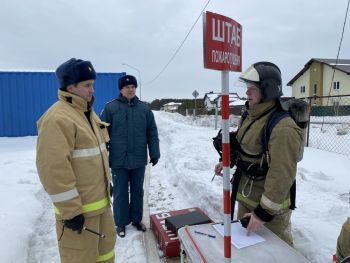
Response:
[64,214,85,232]
[240,216,250,228]
[150,158,158,166]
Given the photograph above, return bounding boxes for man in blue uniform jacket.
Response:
[100,74,160,238]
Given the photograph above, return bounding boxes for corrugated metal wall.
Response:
[0,71,124,137]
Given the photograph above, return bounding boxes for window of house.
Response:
[333,81,340,90]
[313,84,317,95]
[300,86,305,93]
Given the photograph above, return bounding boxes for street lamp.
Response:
[122,63,142,100]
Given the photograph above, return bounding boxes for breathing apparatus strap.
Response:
[230,168,242,220]
[289,180,296,210]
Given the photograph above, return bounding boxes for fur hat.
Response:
[56,58,96,90]
[119,75,138,90]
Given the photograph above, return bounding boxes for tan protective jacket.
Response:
[337,217,350,263]
[36,90,112,220]
[236,100,303,216]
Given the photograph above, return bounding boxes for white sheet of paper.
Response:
[213,223,265,249]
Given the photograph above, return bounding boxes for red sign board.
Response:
[203,11,242,71]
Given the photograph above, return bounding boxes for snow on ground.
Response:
[0,111,349,262]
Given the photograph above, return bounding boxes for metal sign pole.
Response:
[203,11,242,262]
[192,90,199,117]
[215,101,218,130]
[221,71,231,262]
[194,97,197,117]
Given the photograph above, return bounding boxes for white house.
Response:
[203,92,220,111]
[162,102,182,112]
[287,58,350,106]
[203,91,245,111]
[216,93,245,108]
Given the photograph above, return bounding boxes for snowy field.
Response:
[0,111,349,263]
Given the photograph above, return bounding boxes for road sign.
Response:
[192,90,199,98]
[203,11,242,72]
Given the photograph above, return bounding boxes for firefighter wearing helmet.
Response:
[214,61,304,246]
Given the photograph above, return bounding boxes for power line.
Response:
[143,0,211,85]
[321,0,349,131]
[326,0,350,98]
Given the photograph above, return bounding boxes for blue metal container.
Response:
[0,71,124,137]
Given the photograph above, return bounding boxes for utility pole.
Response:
[192,90,199,117]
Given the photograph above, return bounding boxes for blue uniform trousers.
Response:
[112,167,145,227]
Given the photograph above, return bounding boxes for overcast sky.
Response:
[1,0,349,102]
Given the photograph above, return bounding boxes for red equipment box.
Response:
[150,207,210,257]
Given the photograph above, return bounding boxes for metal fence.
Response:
[175,106,245,116]
[175,95,350,156]
[306,94,350,156]
[175,107,209,116]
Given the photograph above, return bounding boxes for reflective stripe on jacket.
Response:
[36,90,112,220]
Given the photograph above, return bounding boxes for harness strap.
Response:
[238,106,276,159]
[261,110,290,154]
[230,169,242,220]
[289,180,296,210]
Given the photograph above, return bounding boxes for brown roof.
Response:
[287,58,350,86]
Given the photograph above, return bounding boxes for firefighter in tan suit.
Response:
[214,62,303,246]
[337,217,350,263]
[36,58,116,263]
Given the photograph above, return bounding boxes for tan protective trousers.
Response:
[337,218,350,263]
[56,208,116,263]
[237,202,294,247]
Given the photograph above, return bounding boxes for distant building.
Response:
[203,91,245,111]
[163,102,182,112]
[0,70,123,137]
[216,93,245,108]
[203,91,220,111]
[287,58,350,106]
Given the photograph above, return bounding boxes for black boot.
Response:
[132,222,146,232]
[117,226,126,238]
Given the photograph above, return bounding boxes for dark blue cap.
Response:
[119,75,137,90]
[56,58,96,90]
